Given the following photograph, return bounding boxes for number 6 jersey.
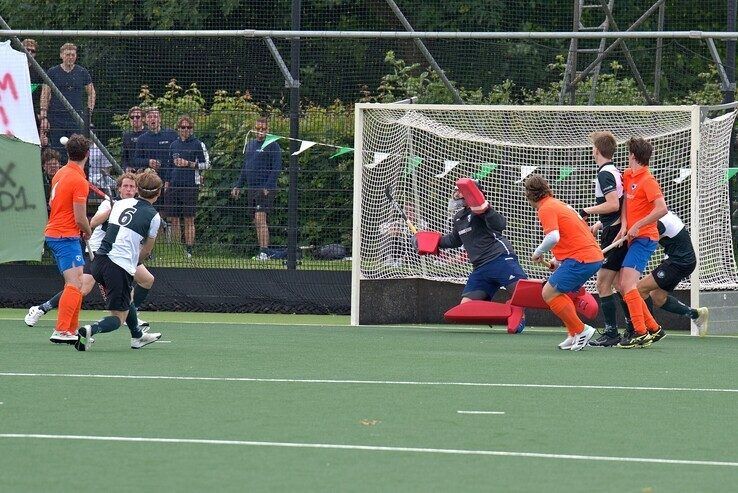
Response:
[96,197,161,274]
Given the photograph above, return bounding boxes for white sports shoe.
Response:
[25,306,45,327]
[558,335,575,350]
[137,317,150,333]
[50,330,77,344]
[694,307,709,336]
[131,331,161,349]
[569,325,596,351]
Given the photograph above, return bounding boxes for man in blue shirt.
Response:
[133,107,178,181]
[122,106,146,172]
[39,43,96,160]
[231,118,282,260]
[169,115,210,258]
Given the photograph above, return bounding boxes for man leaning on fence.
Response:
[231,117,282,260]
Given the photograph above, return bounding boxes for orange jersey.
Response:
[44,163,89,238]
[623,166,663,241]
[536,196,603,263]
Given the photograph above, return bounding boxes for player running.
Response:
[615,137,668,348]
[524,174,603,351]
[637,211,709,336]
[43,134,92,344]
[435,179,528,333]
[25,173,155,330]
[75,170,163,351]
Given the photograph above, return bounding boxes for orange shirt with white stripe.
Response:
[536,196,603,263]
[44,163,89,238]
[622,166,663,241]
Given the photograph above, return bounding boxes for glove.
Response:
[456,177,489,215]
[410,235,418,251]
[578,208,589,219]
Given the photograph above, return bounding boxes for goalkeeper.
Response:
[430,178,528,333]
[25,173,155,331]
[636,211,709,336]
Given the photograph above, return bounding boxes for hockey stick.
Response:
[384,185,418,234]
[602,236,627,254]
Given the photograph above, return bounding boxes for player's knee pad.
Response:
[462,290,488,301]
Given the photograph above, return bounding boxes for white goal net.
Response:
[352,103,738,311]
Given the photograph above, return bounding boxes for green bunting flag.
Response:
[259,134,282,151]
[329,146,353,159]
[724,168,738,183]
[404,156,423,176]
[557,166,574,181]
[472,163,498,180]
[30,83,40,93]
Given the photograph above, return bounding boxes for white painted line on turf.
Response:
[457,410,505,415]
[1,433,736,468]
[1,372,737,394]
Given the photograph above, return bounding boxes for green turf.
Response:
[1,310,738,492]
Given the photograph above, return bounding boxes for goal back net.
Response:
[352,103,738,323]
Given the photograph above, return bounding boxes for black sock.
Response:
[126,303,143,338]
[91,316,120,335]
[645,296,654,314]
[600,294,619,334]
[132,285,150,309]
[661,295,694,318]
[614,292,634,331]
[41,291,63,313]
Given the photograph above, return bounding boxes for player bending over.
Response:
[435,179,528,333]
[524,174,603,351]
[75,170,163,351]
[636,211,709,336]
[25,173,155,330]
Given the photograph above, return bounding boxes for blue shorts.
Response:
[622,238,658,273]
[45,237,85,274]
[463,255,528,300]
[548,258,602,293]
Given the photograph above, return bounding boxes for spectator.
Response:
[168,115,210,258]
[133,107,177,183]
[121,106,146,172]
[231,117,282,260]
[41,148,61,203]
[39,43,96,160]
[88,138,116,193]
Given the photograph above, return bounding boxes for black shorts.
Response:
[83,261,93,276]
[600,223,627,271]
[166,186,198,218]
[652,259,696,291]
[247,188,275,214]
[91,254,134,311]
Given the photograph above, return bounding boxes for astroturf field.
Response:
[1,308,737,492]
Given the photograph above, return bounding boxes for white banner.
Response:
[0,41,40,146]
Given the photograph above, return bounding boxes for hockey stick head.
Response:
[384,185,407,219]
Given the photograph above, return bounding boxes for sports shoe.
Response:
[617,331,653,349]
[253,252,269,261]
[569,325,596,351]
[694,307,709,336]
[513,315,526,334]
[74,325,93,352]
[558,335,575,350]
[588,331,621,347]
[137,317,149,328]
[50,330,77,344]
[649,327,667,343]
[131,331,161,349]
[25,306,46,327]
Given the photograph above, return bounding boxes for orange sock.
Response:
[56,285,83,333]
[69,292,83,333]
[623,289,646,334]
[641,297,660,332]
[548,294,585,336]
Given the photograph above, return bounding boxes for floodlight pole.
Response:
[286,0,301,269]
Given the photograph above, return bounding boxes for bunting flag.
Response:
[517,165,538,183]
[404,156,422,176]
[30,83,40,93]
[557,166,574,181]
[435,160,459,178]
[259,133,282,151]
[724,167,738,183]
[674,168,691,184]
[291,140,317,156]
[472,163,497,180]
[330,146,353,159]
[363,152,390,170]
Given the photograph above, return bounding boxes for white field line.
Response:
[0,433,736,468]
[457,411,505,415]
[1,372,737,393]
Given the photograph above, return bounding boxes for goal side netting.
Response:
[352,104,738,321]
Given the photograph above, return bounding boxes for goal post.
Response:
[351,103,738,328]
